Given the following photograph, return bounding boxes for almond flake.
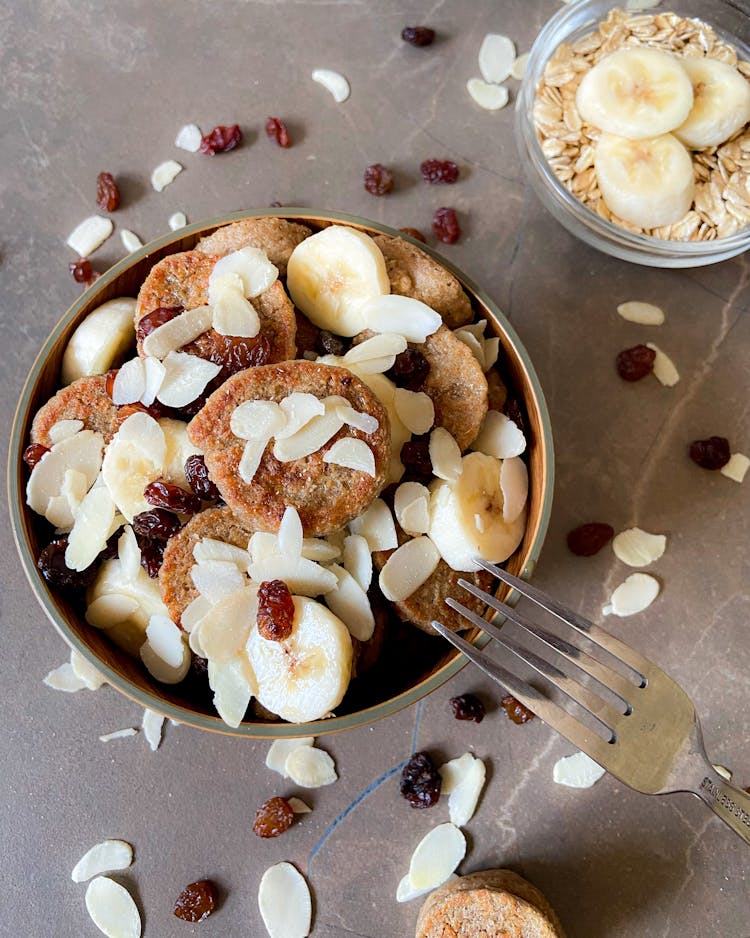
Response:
[446,755,486,827]
[467,78,510,110]
[199,589,258,662]
[47,419,84,445]
[142,357,166,406]
[85,593,140,629]
[72,840,133,883]
[323,438,376,476]
[721,453,750,483]
[47,468,89,530]
[101,417,166,522]
[65,482,116,571]
[211,246,279,300]
[394,389,435,436]
[646,343,680,386]
[617,301,665,325]
[454,329,485,366]
[324,564,375,641]
[43,662,87,693]
[609,572,660,617]
[168,211,187,231]
[344,332,408,368]
[191,560,246,604]
[156,351,221,408]
[209,659,254,727]
[175,123,202,151]
[348,498,398,551]
[714,763,732,781]
[483,337,500,370]
[311,68,350,103]
[277,506,304,558]
[117,525,142,581]
[239,437,270,484]
[612,527,666,567]
[288,797,312,814]
[141,639,187,686]
[141,304,212,359]
[193,538,250,567]
[301,538,341,563]
[144,614,188,670]
[397,873,458,904]
[285,745,337,787]
[266,738,315,777]
[510,52,530,80]
[247,546,338,596]
[499,456,528,523]
[472,410,526,459]
[112,358,146,405]
[394,482,431,535]
[85,876,142,938]
[142,708,164,751]
[99,728,138,742]
[439,753,475,795]
[379,536,440,602]
[478,34,516,84]
[26,429,104,526]
[342,533,372,592]
[273,411,344,462]
[276,393,325,439]
[361,295,441,342]
[334,402,379,435]
[258,862,312,938]
[151,159,183,192]
[408,822,466,891]
[66,215,114,257]
[429,427,463,482]
[231,400,286,441]
[70,650,106,690]
[120,229,143,253]
[180,594,213,633]
[553,751,606,788]
[210,274,261,338]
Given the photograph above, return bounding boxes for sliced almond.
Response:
[154,351,219,408]
[394,481,431,535]
[85,876,141,938]
[72,840,133,883]
[209,659,254,728]
[67,215,113,257]
[275,393,325,440]
[609,572,660,616]
[65,481,116,571]
[141,636,187,687]
[180,594,213,633]
[454,328,485,366]
[168,211,187,231]
[99,728,138,742]
[239,437,270,484]
[612,527,666,567]
[429,427,463,482]
[193,538,250,568]
[141,304,213,359]
[258,862,312,938]
[467,77,510,110]
[199,588,258,662]
[344,332,407,366]
[324,564,375,641]
[438,752,475,795]
[312,68,350,102]
[394,389,435,436]
[277,506,304,558]
[499,456,528,523]
[175,123,202,151]
[231,400,286,441]
[348,498,398,551]
[248,548,338,596]
[447,755,486,827]
[301,538,341,563]
[273,411,344,462]
[43,662,87,693]
[721,452,749,483]
[142,708,164,751]
[379,536,440,602]
[117,525,142,581]
[617,301,665,325]
[142,356,166,406]
[47,419,84,445]
[70,650,106,690]
[265,737,315,777]
[646,343,680,386]
[210,273,261,338]
[47,468,89,530]
[510,52,530,80]
[285,745,337,787]
[121,229,143,253]
[151,159,183,192]
[483,336,500,370]
[342,534,372,592]
[553,751,606,788]
[191,560,246,604]
[335,402,379,435]
[85,593,140,630]
[323,438,376,476]
[288,797,312,814]
[478,33,516,83]
[101,416,166,522]
[397,873,458,904]
[211,246,279,300]
[472,410,526,459]
[144,614,187,669]
[26,429,103,525]
[360,295,441,342]
[408,822,466,890]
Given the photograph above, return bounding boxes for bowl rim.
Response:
[8,207,555,739]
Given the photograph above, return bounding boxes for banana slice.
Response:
[576,47,693,139]
[246,596,353,723]
[61,298,137,386]
[287,226,389,336]
[595,132,694,229]
[428,452,526,572]
[675,57,750,149]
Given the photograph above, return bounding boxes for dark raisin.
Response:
[432,207,461,244]
[400,437,433,481]
[37,539,98,591]
[204,333,271,380]
[96,172,120,211]
[257,580,295,642]
[185,455,219,501]
[400,751,441,808]
[500,693,535,724]
[689,436,731,470]
[100,531,120,561]
[200,124,242,155]
[265,116,291,147]
[449,693,486,723]
[144,479,201,515]
[402,26,435,46]
[173,879,217,923]
[117,401,166,421]
[269,200,284,207]
[503,397,525,434]
[364,163,394,196]
[616,344,656,381]
[139,538,165,578]
[136,306,183,345]
[69,258,95,284]
[133,509,182,541]
[315,330,349,357]
[23,443,49,470]
[421,159,459,184]
[252,796,295,838]
[191,655,209,679]
[386,348,430,391]
[567,523,614,557]
[400,227,427,243]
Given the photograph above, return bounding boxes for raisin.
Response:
[400,227,427,243]
[37,539,98,591]
[252,796,295,838]
[400,751,441,808]
[616,344,656,381]
[402,26,435,47]
[100,531,120,561]
[117,401,165,421]
[173,879,217,923]
[567,523,614,557]
[144,479,201,515]
[133,509,182,541]
[69,258,95,284]
[96,172,120,211]
[265,116,291,148]
[23,443,49,470]
[200,124,242,155]
[205,333,271,380]
[364,163,394,196]
[689,436,730,470]
[191,655,209,679]
[136,306,183,345]
[421,159,459,184]
[432,207,461,244]
[500,693,535,724]
[139,538,165,578]
[315,330,349,357]
[386,348,430,391]
[503,397,525,434]
[185,455,219,501]
[400,437,433,481]
[257,580,295,642]
[449,693,486,723]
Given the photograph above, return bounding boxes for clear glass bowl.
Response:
[515,0,750,267]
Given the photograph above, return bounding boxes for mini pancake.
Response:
[188,360,391,536]
[159,506,254,627]
[373,233,473,329]
[196,217,311,276]
[31,375,120,447]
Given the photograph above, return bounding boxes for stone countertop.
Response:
[1,1,748,936]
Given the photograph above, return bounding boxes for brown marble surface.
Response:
[1,1,749,936]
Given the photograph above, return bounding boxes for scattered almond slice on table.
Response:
[721,453,749,483]
[438,753,487,827]
[287,797,312,814]
[258,862,312,938]
[553,751,606,788]
[70,650,106,690]
[120,229,143,253]
[43,661,88,693]
[646,342,680,386]
[466,78,509,111]
[72,840,133,883]
[606,572,660,617]
[265,737,315,777]
[175,123,202,152]
[617,301,665,325]
[311,68,350,103]
[510,51,530,80]
[66,215,113,257]
[142,708,165,751]
[478,34,516,84]
[85,876,141,938]
[99,728,138,743]
[401,822,466,900]
[168,211,187,230]
[285,744,337,787]
[612,527,666,567]
[151,159,183,192]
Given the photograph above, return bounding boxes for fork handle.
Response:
[691,763,750,846]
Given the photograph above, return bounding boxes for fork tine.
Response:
[456,578,638,707]
[446,598,618,741]
[431,619,616,766]
[475,560,649,682]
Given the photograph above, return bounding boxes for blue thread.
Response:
[410,699,424,752]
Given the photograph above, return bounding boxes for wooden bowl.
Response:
[8,209,554,738]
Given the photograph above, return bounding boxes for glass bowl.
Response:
[8,209,554,739]
[515,0,750,267]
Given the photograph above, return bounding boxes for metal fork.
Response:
[431,559,750,845]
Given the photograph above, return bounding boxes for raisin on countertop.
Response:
[173,879,217,923]
[400,751,441,808]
